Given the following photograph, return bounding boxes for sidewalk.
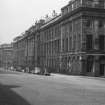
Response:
[51,73,105,81]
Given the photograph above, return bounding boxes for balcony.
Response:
[83,0,105,9]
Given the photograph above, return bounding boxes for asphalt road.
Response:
[0,69,105,105]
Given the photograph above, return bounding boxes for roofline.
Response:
[40,15,62,30]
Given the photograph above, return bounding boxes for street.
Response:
[0,69,105,105]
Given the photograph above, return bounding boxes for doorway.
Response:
[86,56,94,73]
[100,64,105,76]
[99,56,105,76]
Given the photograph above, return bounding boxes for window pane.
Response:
[86,35,93,50]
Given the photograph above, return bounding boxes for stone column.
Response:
[59,23,63,72]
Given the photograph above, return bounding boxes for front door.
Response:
[100,64,105,76]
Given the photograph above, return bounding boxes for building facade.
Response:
[13,20,44,71]
[0,44,13,69]
[13,0,105,76]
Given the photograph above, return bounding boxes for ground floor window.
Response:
[86,34,93,50]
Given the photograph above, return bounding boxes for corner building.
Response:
[13,0,105,76]
[39,0,105,76]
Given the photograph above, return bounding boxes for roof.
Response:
[40,15,61,29]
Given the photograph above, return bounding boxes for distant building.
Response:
[13,19,45,70]
[0,44,13,68]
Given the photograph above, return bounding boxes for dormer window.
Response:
[61,6,69,15]
[87,0,93,7]
[68,5,72,12]
[66,7,69,13]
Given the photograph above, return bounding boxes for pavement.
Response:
[0,69,105,105]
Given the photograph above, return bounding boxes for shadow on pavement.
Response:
[0,83,31,105]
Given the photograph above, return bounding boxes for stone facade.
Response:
[12,0,105,76]
[13,36,26,69]
[0,44,13,68]
[13,20,44,71]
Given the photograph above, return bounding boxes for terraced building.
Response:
[13,0,105,76]
[0,44,13,69]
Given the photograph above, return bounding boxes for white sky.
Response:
[0,0,70,44]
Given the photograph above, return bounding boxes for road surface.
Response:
[0,69,105,105]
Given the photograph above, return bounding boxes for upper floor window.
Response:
[99,35,105,50]
[86,34,93,50]
[94,20,98,26]
[98,20,103,28]
[93,0,99,5]
[86,20,91,27]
